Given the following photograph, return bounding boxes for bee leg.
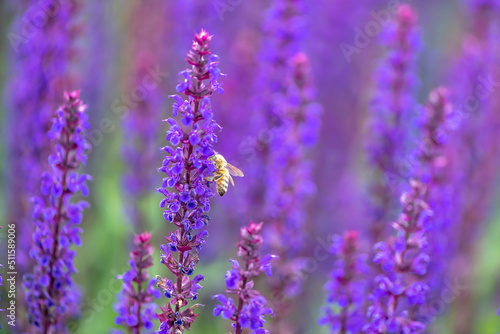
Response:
[204,175,213,187]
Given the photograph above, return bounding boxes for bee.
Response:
[206,152,244,196]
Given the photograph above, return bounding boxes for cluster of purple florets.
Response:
[23,91,90,332]
[254,2,321,332]
[363,180,431,333]
[155,30,224,333]
[319,6,458,334]
[213,222,277,334]
[7,0,81,273]
[319,231,368,333]
[368,4,423,242]
[113,232,161,333]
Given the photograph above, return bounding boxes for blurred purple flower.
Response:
[248,1,322,331]
[114,232,160,333]
[265,52,321,255]
[415,88,453,184]
[245,0,307,220]
[213,222,277,334]
[367,4,422,242]
[154,30,223,333]
[446,2,500,331]
[364,180,431,333]
[414,89,454,303]
[319,231,368,333]
[5,0,80,277]
[23,91,90,333]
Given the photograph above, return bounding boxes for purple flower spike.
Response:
[23,91,90,333]
[6,0,81,274]
[254,2,321,330]
[319,231,368,333]
[114,232,159,333]
[412,88,455,324]
[213,222,276,334]
[368,4,422,242]
[155,30,223,333]
[416,87,453,185]
[246,0,309,219]
[364,180,431,333]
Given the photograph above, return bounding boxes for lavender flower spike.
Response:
[363,180,432,333]
[411,89,454,325]
[262,17,321,333]
[114,232,161,333]
[23,91,91,333]
[213,222,277,334]
[319,231,367,333]
[368,4,422,242]
[6,0,80,277]
[155,30,223,333]
[416,87,453,185]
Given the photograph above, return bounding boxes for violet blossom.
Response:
[213,222,277,334]
[114,232,161,333]
[367,4,422,242]
[452,0,500,271]
[265,52,321,254]
[265,51,321,332]
[363,180,432,333]
[319,231,368,333]
[245,0,305,220]
[249,1,321,331]
[410,88,454,324]
[446,2,500,331]
[23,91,91,333]
[363,88,453,331]
[154,30,223,333]
[5,0,80,276]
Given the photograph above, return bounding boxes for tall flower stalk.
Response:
[410,88,453,324]
[319,231,367,334]
[250,1,321,331]
[5,0,80,277]
[266,52,321,255]
[114,232,161,333]
[154,30,223,333]
[448,2,500,332]
[246,0,305,220]
[362,87,452,333]
[367,4,422,242]
[23,91,91,333]
[363,180,431,333]
[213,222,277,334]
[265,51,321,332]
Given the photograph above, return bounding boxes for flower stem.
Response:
[234,262,250,334]
[43,144,70,334]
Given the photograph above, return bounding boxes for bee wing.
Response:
[228,173,235,186]
[225,163,244,177]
